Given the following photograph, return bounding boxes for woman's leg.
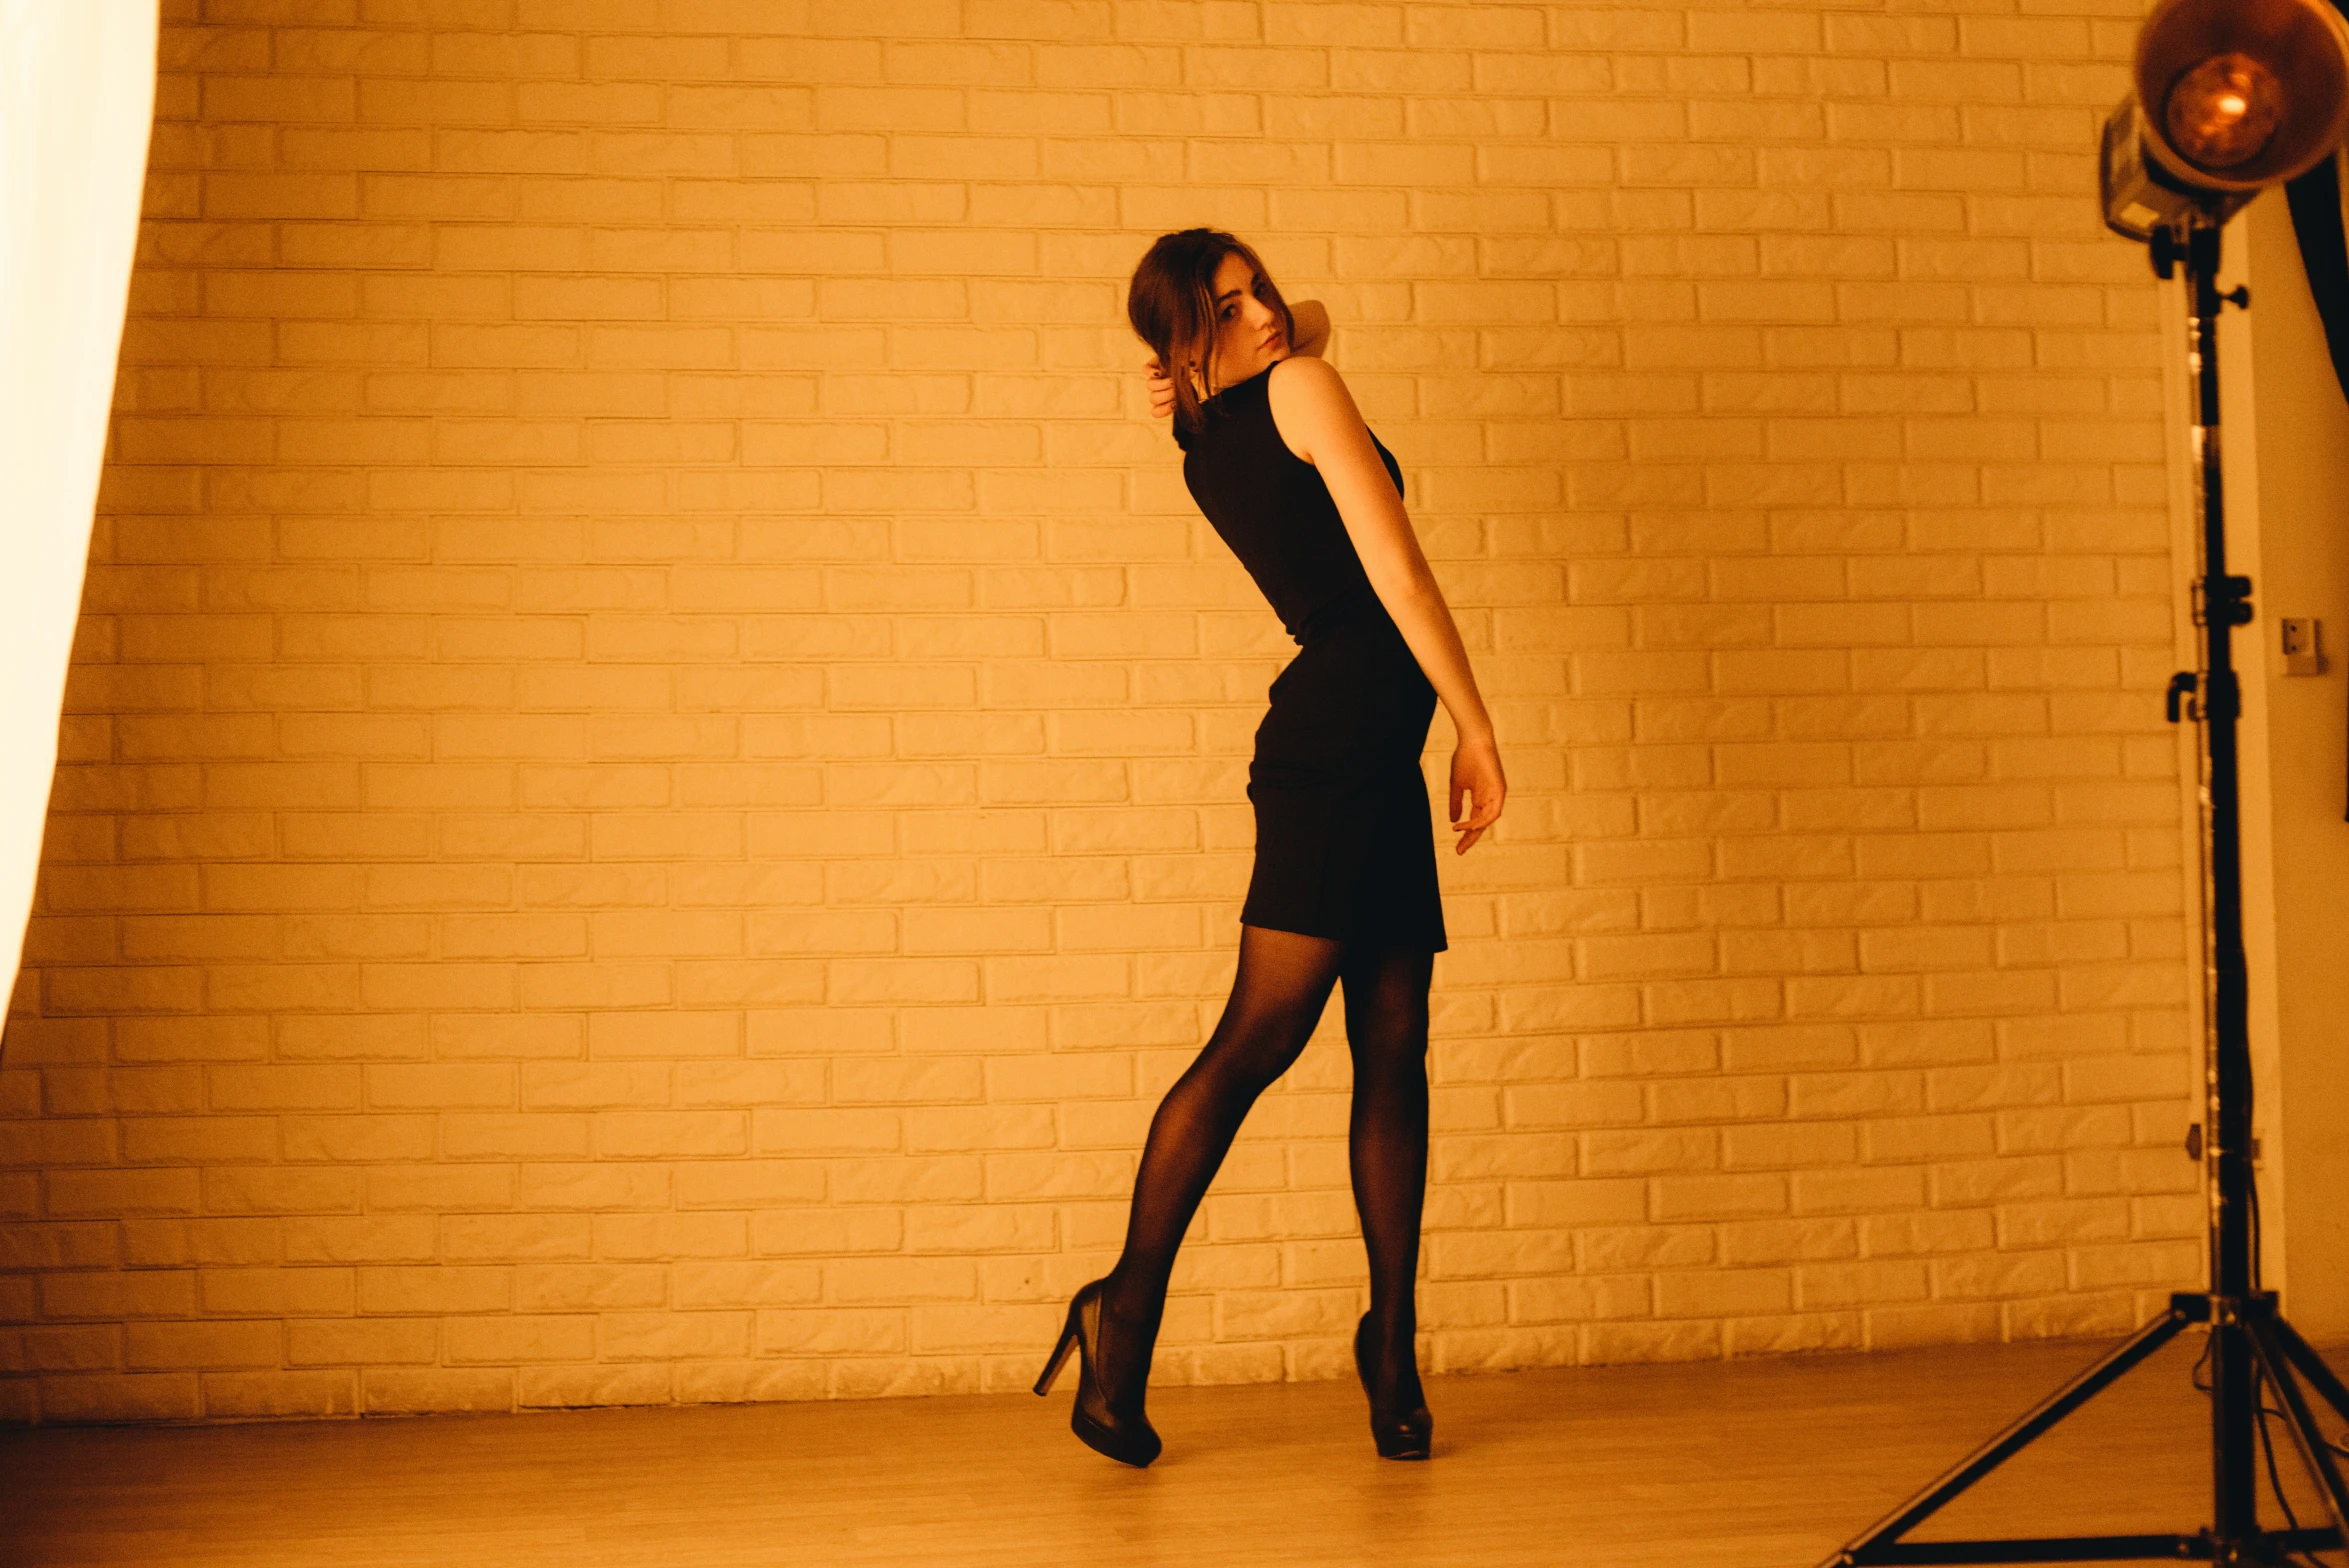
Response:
[1101,924,1348,1348]
[1340,943,1434,1403]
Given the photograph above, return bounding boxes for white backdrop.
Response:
[0,0,157,999]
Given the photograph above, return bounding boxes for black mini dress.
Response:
[1174,359,1447,953]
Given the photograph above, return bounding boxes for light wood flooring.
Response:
[4,1333,2345,1567]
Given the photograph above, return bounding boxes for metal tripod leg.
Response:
[1820,1306,2196,1568]
[2267,1316,2349,1428]
[2245,1317,2349,1554]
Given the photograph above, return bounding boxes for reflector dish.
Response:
[2133,0,2349,191]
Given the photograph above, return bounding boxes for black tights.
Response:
[1101,924,1432,1399]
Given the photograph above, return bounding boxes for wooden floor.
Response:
[3,1335,2342,1567]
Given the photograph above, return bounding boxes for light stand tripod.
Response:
[1818,220,2349,1568]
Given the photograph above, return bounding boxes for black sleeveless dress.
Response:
[1174,360,1447,953]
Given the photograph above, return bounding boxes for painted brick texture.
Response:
[0,0,2202,1424]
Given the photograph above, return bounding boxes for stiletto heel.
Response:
[1037,1279,1162,1467]
[1033,1305,1081,1396]
[1354,1312,1433,1460]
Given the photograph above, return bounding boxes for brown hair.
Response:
[1125,228,1296,436]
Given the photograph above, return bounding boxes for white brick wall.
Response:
[0,0,2202,1424]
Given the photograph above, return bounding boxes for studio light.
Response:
[2100,0,2349,241]
[1821,1,2349,1564]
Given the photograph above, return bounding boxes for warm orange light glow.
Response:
[2163,52,2285,168]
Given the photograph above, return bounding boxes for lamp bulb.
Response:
[2163,52,2285,169]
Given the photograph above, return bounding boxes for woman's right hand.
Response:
[1449,733,1506,854]
[1144,354,1175,420]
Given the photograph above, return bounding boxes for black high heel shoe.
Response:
[1353,1312,1433,1460]
[1035,1278,1162,1467]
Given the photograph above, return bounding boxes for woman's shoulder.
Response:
[1264,353,1349,411]
[1263,354,1356,463]
[1268,353,1342,390]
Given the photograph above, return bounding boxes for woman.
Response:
[1034,229,1506,1466]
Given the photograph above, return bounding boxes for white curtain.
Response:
[0,2,158,998]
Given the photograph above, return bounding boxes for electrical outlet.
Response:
[2281,617,2322,677]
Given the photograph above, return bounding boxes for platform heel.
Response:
[1354,1313,1433,1460]
[1033,1279,1161,1467]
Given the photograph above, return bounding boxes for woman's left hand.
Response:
[1449,734,1506,854]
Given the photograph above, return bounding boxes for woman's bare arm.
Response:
[1263,354,1505,852]
[1288,298,1330,358]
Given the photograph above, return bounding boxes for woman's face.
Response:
[1195,250,1287,396]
